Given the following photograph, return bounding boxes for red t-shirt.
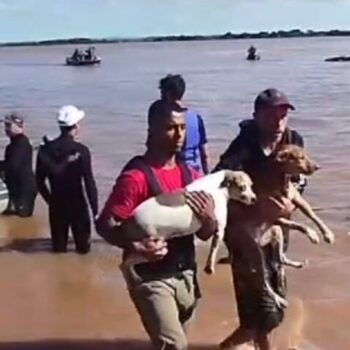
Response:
[100,163,200,221]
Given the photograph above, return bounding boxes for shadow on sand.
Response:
[0,238,105,254]
[0,339,216,350]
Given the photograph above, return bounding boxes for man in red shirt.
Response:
[97,101,217,350]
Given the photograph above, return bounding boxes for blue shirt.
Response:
[179,110,207,174]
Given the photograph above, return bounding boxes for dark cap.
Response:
[4,112,24,126]
[254,88,295,111]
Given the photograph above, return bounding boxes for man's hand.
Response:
[132,237,168,262]
[185,191,218,239]
[267,196,295,217]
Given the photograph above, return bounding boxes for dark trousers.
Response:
[49,203,91,254]
[7,191,37,217]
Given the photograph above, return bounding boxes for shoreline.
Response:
[1,29,350,48]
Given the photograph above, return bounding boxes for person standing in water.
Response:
[0,113,37,217]
[36,105,98,254]
[148,74,210,174]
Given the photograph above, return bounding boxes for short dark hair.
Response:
[148,100,185,129]
[159,74,186,100]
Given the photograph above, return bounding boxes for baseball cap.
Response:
[254,88,295,111]
[57,105,85,127]
[4,112,24,127]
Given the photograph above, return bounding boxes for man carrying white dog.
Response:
[97,101,217,350]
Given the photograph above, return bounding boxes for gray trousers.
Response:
[122,266,198,350]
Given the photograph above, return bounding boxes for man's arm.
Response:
[81,148,98,217]
[6,138,31,174]
[96,171,168,259]
[35,150,51,204]
[197,115,209,174]
[213,133,247,172]
[95,216,134,249]
[96,171,144,249]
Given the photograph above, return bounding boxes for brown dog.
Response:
[253,145,335,308]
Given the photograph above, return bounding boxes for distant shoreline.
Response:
[1,29,350,48]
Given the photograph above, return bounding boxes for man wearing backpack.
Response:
[97,101,217,350]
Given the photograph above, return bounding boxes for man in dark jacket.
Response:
[0,113,37,217]
[36,105,98,254]
[215,89,305,350]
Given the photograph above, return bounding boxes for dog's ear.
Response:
[220,177,231,188]
[221,175,235,188]
[275,149,289,163]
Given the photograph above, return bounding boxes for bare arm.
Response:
[197,115,209,174]
[95,217,134,249]
[199,145,209,175]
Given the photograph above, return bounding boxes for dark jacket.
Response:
[2,134,36,197]
[214,119,306,192]
[36,134,98,216]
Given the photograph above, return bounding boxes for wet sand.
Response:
[0,200,349,350]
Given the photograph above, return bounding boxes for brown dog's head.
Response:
[221,170,257,205]
[274,145,319,176]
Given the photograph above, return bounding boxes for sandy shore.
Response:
[0,200,349,350]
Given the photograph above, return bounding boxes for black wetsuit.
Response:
[36,134,98,254]
[0,134,37,217]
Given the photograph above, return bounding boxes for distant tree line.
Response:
[2,29,350,47]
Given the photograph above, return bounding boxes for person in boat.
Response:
[71,49,83,62]
[72,49,79,60]
[247,45,258,60]
[84,47,95,61]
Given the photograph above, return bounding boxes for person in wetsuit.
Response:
[0,113,37,217]
[36,105,98,254]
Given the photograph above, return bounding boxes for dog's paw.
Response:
[305,228,320,244]
[274,293,289,309]
[323,230,335,244]
[293,260,306,269]
[204,265,215,275]
[218,256,231,265]
[301,259,309,268]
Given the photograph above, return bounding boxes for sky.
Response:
[0,0,350,42]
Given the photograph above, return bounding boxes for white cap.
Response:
[57,105,85,127]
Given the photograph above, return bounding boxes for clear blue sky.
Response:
[1,0,350,42]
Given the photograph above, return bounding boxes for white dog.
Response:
[121,170,256,274]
